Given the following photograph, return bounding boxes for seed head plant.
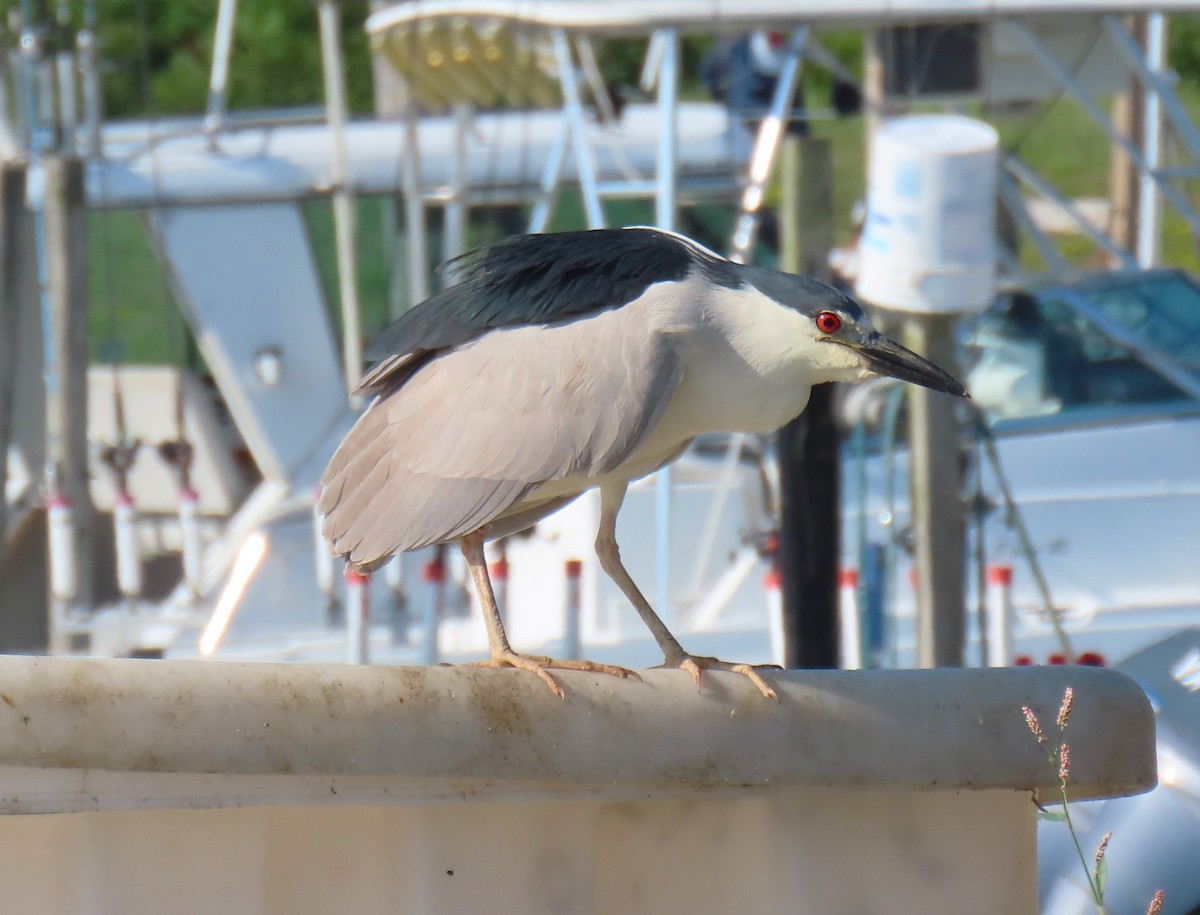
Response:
[1022,687,1163,915]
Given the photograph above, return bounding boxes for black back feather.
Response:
[362,228,733,370]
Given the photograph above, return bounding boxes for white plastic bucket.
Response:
[857,115,999,314]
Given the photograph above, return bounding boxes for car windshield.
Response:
[1087,272,1200,371]
[963,272,1200,421]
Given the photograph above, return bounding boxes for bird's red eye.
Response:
[815,311,841,334]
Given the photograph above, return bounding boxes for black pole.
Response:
[775,135,841,669]
[778,383,841,668]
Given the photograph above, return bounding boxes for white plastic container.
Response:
[344,567,370,666]
[178,487,204,598]
[857,115,999,314]
[47,494,77,601]
[113,493,143,599]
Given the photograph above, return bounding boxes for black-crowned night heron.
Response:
[320,227,965,698]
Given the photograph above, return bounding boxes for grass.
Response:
[83,86,1200,364]
[87,210,187,365]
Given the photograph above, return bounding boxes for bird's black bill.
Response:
[857,334,968,397]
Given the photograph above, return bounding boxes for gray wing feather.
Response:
[320,298,683,567]
[390,315,680,481]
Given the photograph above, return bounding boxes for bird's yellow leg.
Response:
[595,484,779,701]
[459,533,640,699]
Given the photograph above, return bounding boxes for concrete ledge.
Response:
[0,657,1155,813]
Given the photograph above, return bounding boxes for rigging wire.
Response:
[998,22,1105,160]
[134,0,188,375]
[969,406,1074,659]
[88,0,137,480]
[135,0,201,603]
[92,0,144,605]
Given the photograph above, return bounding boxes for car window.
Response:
[963,281,1189,420]
[1088,274,1200,371]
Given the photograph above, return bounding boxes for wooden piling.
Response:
[777,136,841,669]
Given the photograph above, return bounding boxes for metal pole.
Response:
[682,432,745,604]
[838,569,862,670]
[0,162,43,652]
[42,156,94,647]
[1108,15,1142,260]
[1106,15,1200,170]
[563,559,582,660]
[318,0,365,394]
[401,99,429,307]
[112,491,142,604]
[985,564,1014,668]
[314,488,338,615]
[421,548,445,665]
[729,27,808,264]
[19,0,90,648]
[345,568,370,664]
[905,315,964,668]
[53,2,75,153]
[1138,12,1165,268]
[205,0,239,138]
[444,102,471,263]
[527,113,570,233]
[0,166,24,576]
[652,28,678,623]
[77,0,100,158]
[574,36,618,125]
[777,385,840,668]
[654,28,678,231]
[178,485,203,602]
[551,29,603,229]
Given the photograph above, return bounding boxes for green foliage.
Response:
[595,35,715,101]
[6,6,1200,117]
[97,2,209,115]
[595,37,648,94]
[0,0,374,117]
[802,29,862,101]
[1170,16,1200,86]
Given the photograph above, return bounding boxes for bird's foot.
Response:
[659,653,780,701]
[466,651,641,699]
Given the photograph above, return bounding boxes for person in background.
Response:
[702,32,862,252]
[702,31,861,133]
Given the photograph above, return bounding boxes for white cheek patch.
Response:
[707,284,816,366]
[814,340,867,372]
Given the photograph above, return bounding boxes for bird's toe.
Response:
[659,653,779,701]
[465,651,641,698]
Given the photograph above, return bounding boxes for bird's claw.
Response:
[661,653,779,701]
[467,651,641,699]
